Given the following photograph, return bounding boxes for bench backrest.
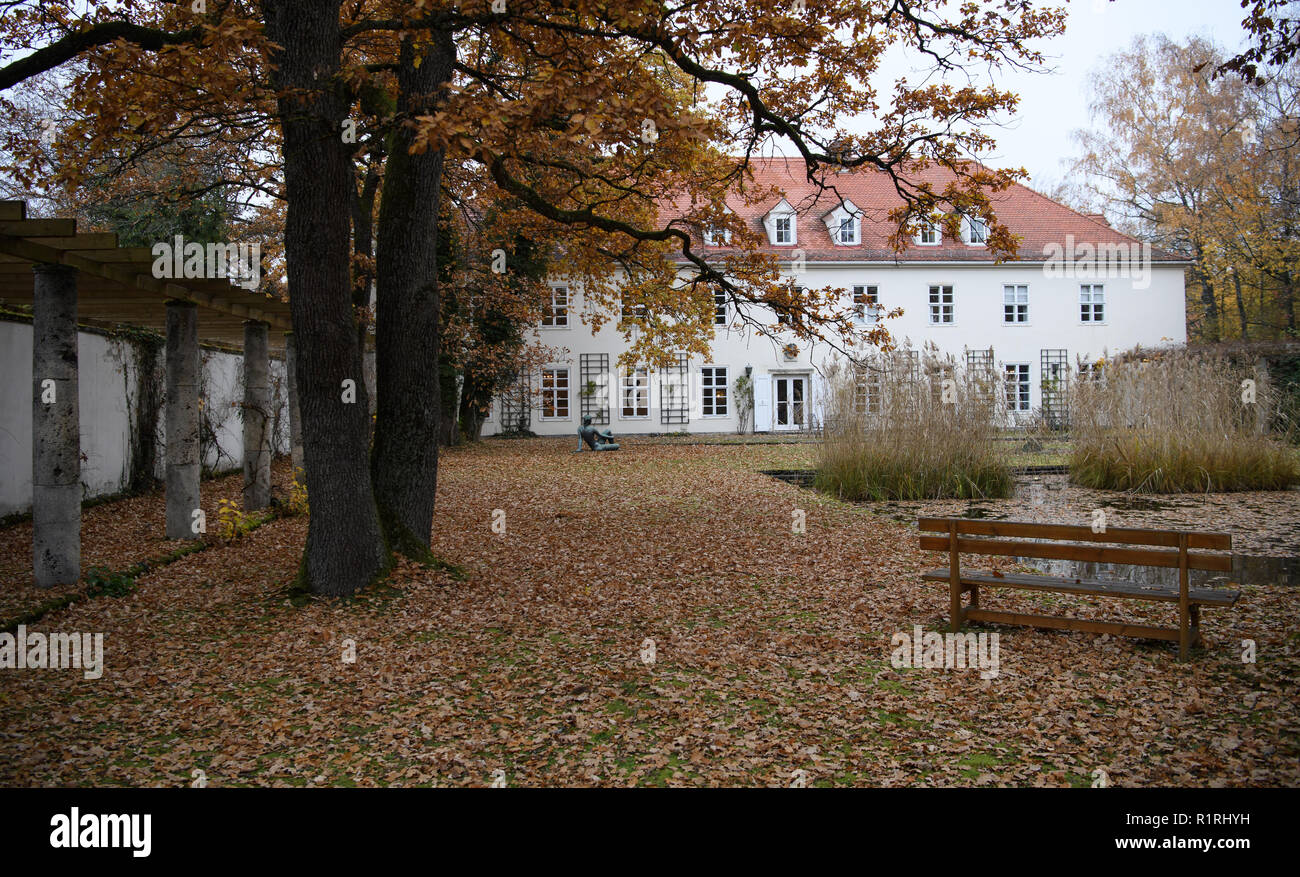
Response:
[917,517,1232,572]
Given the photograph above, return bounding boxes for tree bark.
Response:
[371,31,455,556]
[265,0,387,595]
[1233,270,1249,340]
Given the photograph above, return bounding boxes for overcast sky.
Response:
[981,0,1252,189]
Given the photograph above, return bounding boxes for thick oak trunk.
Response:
[371,31,455,555]
[266,0,387,595]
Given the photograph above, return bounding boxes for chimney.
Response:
[1086,212,1110,227]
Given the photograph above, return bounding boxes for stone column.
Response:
[165,301,201,539]
[242,320,271,510]
[284,333,304,477]
[31,263,80,587]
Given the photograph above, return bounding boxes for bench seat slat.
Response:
[918,517,1231,550]
[921,568,1241,606]
[918,534,1233,572]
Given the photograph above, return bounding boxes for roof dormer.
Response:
[763,198,797,246]
[702,205,734,246]
[823,199,861,246]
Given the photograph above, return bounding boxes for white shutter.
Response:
[812,375,827,429]
[753,375,772,432]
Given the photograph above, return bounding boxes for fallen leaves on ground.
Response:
[0,438,1295,787]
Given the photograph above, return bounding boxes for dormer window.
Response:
[965,215,988,245]
[764,198,798,246]
[917,220,940,246]
[824,199,861,246]
[702,206,734,246]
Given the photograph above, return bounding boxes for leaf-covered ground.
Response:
[1,439,1296,787]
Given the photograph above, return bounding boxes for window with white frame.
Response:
[1004,363,1030,412]
[928,284,954,324]
[1003,284,1029,324]
[774,215,793,245]
[1080,284,1105,322]
[703,225,731,246]
[714,289,727,326]
[966,215,988,245]
[621,367,649,417]
[853,285,879,323]
[1079,361,1104,383]
[917,220,940,245]
[778,286,804,325]
[764,199,798,246]
[541,368,570,419]
[854,367,882,415]
[701,366,728,416]
[542,285,569,327]
[825,199,861,246]
[621,295,647,319]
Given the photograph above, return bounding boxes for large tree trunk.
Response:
[1281,270,1297,335]
[437,352,460,446]
[458,369,488,442]
[371,31,455,556]
[265,0,388,595]
[1192,246,1220,342]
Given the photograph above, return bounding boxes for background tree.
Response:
[1068,35,1300,341]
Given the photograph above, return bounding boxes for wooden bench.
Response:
[918,517,1240,661]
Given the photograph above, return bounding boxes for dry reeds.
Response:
[1069,348,1298,492]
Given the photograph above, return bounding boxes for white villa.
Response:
[481,158,1188,436]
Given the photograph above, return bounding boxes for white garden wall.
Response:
[0,319,289,516]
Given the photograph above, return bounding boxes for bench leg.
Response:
[948,521,962,632]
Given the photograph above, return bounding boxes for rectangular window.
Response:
[701,366,728,416]
[541,368,570,419]
[853,285,878,322]
[622,295,647,319]
[928,285,954,324]
[778,286,804,325]
[775,216,792,244]
[714,289,727,326]
[542,286,568,327]
[621,367,649,418]
[1003,284,1029,324]
[854,367,882,415]
[838,217,856,244]
[1004,364,1030,412]
[919,222,939,245]
[1079,361,1104,383]
[1080,284,1105,322]
[967,217,987,244]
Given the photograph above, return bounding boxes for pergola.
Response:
[0,200,303,588]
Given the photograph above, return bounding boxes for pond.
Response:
[763,468,1300,587]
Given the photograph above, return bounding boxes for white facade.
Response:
[481,259,1188,436]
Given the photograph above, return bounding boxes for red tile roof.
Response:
[671,156,1178,263]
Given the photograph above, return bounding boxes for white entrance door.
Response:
[773,376,808,430]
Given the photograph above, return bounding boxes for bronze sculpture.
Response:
[576,416,620,452]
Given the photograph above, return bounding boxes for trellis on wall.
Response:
[499,369,532,434]
[1040,348,1070,430]
[579,353,610,425]
[659,352,689,426]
